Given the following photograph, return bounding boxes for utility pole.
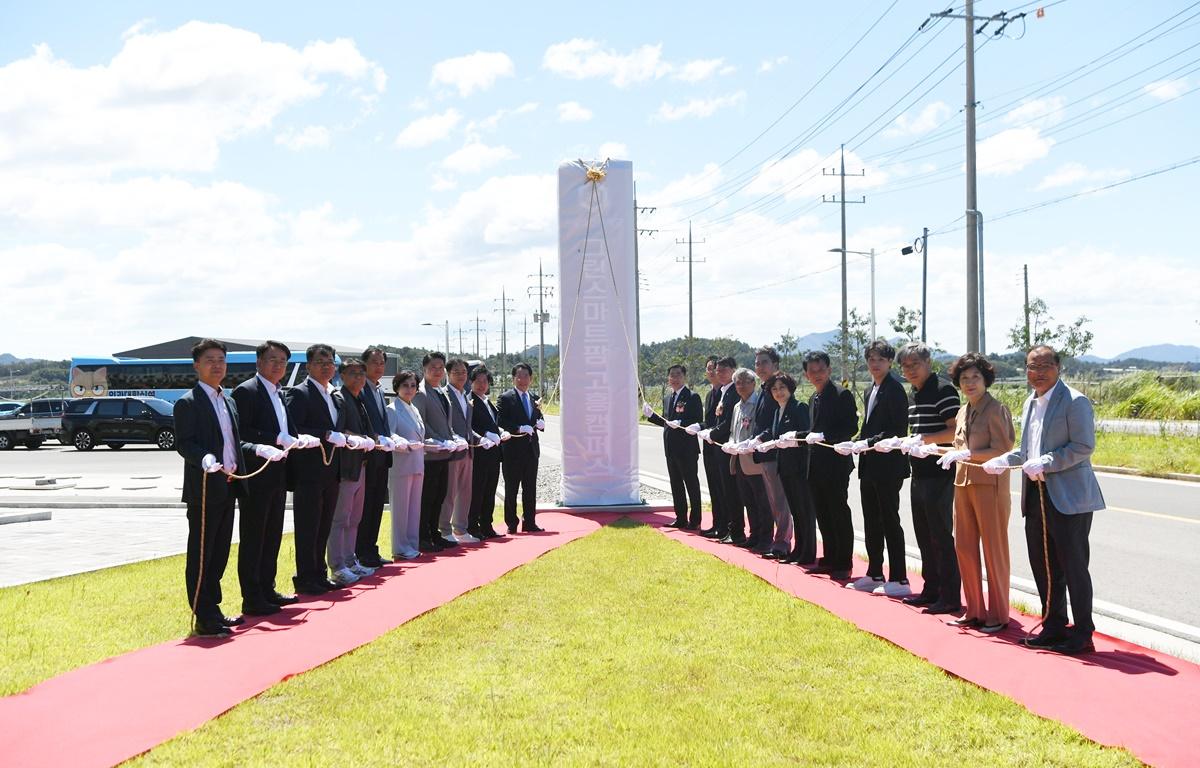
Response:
[674,221,705,338]
[869,248,876,340]
[976,211,986,353]
[494,286,514,374]
[521,316,528,355]
[1023,263,1031,351]
[635,185,657,354]
[822,144,865,383]
[457,324,464,356]
[921,227,929,342]
[528,260,554,397]
[470,313,486,358]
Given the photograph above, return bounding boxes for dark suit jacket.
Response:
[497,388,542,461]
[285,377,343,487]
[648,386,703,458]
[337,387,376,482]
[174,384,252,505]
[471,392,503,467]
[808,380,858,478]
[753,396,810,468]
[362,380,393,470]
[232,375,294,490]
[856,373,911,481]
[708,384,740,444]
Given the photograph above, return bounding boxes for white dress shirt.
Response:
[306,376,338,426]
[198,381,238,471]
[1026,388,1053,459]
[449,385,470,419]
[866,382,880,421]
[257,373,289,437]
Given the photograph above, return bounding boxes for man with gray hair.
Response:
[721,368,772,552]
[897,341,962,615]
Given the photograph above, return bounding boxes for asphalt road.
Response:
[6,425,1200,632]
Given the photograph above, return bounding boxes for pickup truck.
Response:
[0,399,67,449]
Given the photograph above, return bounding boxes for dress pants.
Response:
[328,477,365,572]
[440,456,473,537]
[355,454,390,562]
[502,454,539,528]
[666,450,703,526]
[760,462,793,553]
[734,466,770,546]
[293,474,339,582]
[469,449,501,532]
[1023,477,1094,640]
[809,471,853,571]
[955,483,1011,626]
[859,476,907,582]
[236,477,286,606]
[389,470,423,556]
[910,473,961,607]
[420,461,450,541]
[186,493,235,624]
[781,472,816,563]
[702,444,729,535]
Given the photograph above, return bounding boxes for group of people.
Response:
[645,341,1105,656]
[175,339,546,638]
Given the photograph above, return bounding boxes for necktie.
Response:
[522,391,531,419]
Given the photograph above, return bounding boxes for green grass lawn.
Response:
[126,520,1135,767]
[1093,430,1200,476]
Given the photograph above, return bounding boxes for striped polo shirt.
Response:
[908,373,960,477]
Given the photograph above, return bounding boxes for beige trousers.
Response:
[953,483,1011,626]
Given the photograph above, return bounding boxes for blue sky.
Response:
[2,1,1198,360]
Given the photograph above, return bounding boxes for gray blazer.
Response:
[386,400,425,476]
[445,385,480,445]
[412,382,460,464]
[1001,379,1105,515]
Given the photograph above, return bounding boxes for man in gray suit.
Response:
[412,352,467,551]
[984,344,1105,655]
[442,358,481,543]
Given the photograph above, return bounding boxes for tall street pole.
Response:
[869,248,876,340]
[840,146,849,380]
[965,0,980,353]
[921,227,929,342]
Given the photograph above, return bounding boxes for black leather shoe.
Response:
[1049,637,1095,655]
[360,556,387,569]
[193,622,231,639]
[717,535,734,544]
[805,564,834,574]
[902,594,937,606]
[830,570,852,580]
[665,519,684,528]
[242,603,281,617]
[947,616,982,628]
[1023,631,1069,649]
[220,615,245,627]
[318,578,341,591]
[684,522,701,530]
[523,522,545,533]
[699,528,719,538]
[508,525,519,535]
[487,527,504,538]
[436,535,459,548]
[922,603,962,615]
[267,591,299,606]
[293,579,325,596]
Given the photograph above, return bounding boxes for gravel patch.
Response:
[497,460,663,504]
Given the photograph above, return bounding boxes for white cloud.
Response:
[1036,162,1128,190]
[598,142,628,160]
[655,91,745,121]
[394,108,462,148]
[976,127,1055,175]
[275,125,331,151]
[542,39,671,87]
[0,22,384,177]
[674,58,733,82]
[558,101,593,122]
[473,101,538,131]
[1144,78,1188,101]
[1003,96,1065,129]
[442,139,516,174]
[758,56,788,73]
[429,51,514,97]
[885,100,953,137]
[431,174,458,192]
[744,148,887,201]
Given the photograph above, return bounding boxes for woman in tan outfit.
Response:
[937,353,1015,633]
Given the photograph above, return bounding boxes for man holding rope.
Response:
[983,345,1105,655]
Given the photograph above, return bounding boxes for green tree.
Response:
[1006,297,1094,360]
[889,306,922,343]
[823,308,872,388]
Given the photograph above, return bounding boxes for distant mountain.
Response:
[1110,344,1200,364]
[1078,354,1109,363]
[521,344,558,357]
[0,353,37,365]
[794,329,838,351]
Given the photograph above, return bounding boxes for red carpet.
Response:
[0,512,601,768]
[640,511,1200,768]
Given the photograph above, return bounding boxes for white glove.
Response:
[900,435,926,455]
[408,440,425,453]
[851,439,871,455]
[499,429,512,442]
[453,439,469,452]
[642,402,654,418]
[937,448,972,470]
[376,435,395,451]
[684,423,702,435]
[296,434,320,449]
[912,443,941,459]
[255,444,285,462]
[776,437,799,449]
[982,456,1010,475]
[780,431,798,442]
[277,433,299,451]
[755,440,777,453]
[201,454,223,474]
[805,432,824,445]
[666,420,681,429]
[833,441,855,456]
[535,418,545,431]
[721,441,738,455]
[874,436,904,453]
[439,440,457,451]
[344,435,365,451]
[1022,454,1052,480]
[737,440,758,455]
[698,428,714,444]
[484,431,500,444]
[327,431,348,448]
[518,425,534,435]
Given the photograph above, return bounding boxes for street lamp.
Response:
[420,321,450,355]
[901,227,929,343]
[828,247,878,343]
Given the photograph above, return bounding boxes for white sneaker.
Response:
[332,567,359,586]
[873,580,913,598]
[349,562,375,577]
[848,576,884,591]
[453,531,480,543]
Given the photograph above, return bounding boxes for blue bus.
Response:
[69,350,330,403]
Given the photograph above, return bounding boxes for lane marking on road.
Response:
[1105,504,1199,525]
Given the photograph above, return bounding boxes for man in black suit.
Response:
[849,340,912,596]
[355,346,394,569]
[231,340,310,616]
[700,356,744,543]
[285,343,348,596]
[696,356,728,538]
[644,363,704,529]
[175,338,278,637]
[467,364,505,539]
[497,362,545,533]
[802,351,859,580]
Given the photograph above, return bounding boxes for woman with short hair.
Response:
[387,370,426,560]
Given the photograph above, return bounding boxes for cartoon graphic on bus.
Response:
[70,366,109,398]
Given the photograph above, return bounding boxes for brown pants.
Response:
[953,483,1011,626]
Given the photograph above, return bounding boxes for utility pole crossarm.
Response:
[674,221,706,338]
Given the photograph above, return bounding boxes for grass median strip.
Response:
[131,519,1135,767]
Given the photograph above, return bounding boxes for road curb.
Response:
[1094,465,1200,483]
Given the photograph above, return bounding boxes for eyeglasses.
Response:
[1026,363,1057,372]
[310,360,335,368]
[899,361,924,370]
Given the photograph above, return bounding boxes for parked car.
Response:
[0,398,67,449]
[61,397,176,451]
[0,401,24,417]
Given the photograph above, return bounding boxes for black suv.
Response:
[62,397,176,451]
